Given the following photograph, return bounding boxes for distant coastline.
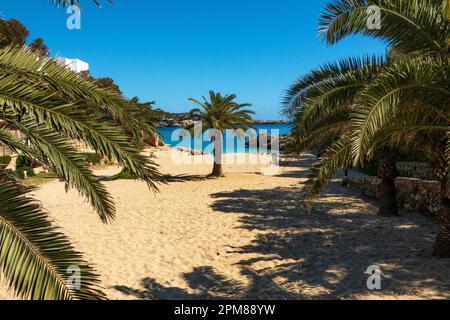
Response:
[158,119,289,127]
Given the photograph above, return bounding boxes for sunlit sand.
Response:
[1,150,449,300]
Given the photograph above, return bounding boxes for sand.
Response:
[1,150,450,300]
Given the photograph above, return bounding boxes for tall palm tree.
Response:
[187,91,254,177]
[0,1,161,299]
[284,1,450,255]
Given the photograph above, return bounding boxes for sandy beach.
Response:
[1,149,449,300]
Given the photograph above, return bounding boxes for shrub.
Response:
[14,166,36,180]
[16,155,33,170]
[111,170,139,181]
[0,155,11,166]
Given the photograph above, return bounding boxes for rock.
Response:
[190,150,203,156]
[142,130,161,147]
[245,133,290,152]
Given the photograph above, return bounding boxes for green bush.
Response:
[82,153,102,165]
[111,170,139,181]
[15,166,36,180]
[16,155,33,170]
[0,155,11,166]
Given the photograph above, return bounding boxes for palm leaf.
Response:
[303,136,353,211]
[12,118,116,223]
[351,55,450,163]
[0,169,106,300]
[319,0,449,54]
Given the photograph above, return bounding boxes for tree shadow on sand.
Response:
[113,157,450,299]
[162,174,208,183]
[113,266,299,300]
[207,180,450,299]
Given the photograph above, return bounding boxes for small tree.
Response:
[29,38,49,57]
[188,91,254,177]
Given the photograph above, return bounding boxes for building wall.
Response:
[56,58,89,73]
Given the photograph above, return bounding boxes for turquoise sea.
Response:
[158,123,292,154]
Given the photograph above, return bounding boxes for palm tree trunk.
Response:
[434,152,450,258]
[211,161,224,177]
[377,156,399,216]
[210,134,224,177]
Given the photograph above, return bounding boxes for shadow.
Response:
[162,174,208,183]
[276,154,317,180]
[208,180,450,299]
[113,159,450,300]
[114,266,298,300]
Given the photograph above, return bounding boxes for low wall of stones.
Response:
[346,176,442,217]
[396,162,437,180]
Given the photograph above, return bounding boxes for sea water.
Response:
[158,123,291,154]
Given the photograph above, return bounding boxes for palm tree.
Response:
[0,1,161,299]
[292,0,450,256]
[128,97,163,145]
[373,107,449,254]
[283,55,404,216]
[187,91,254,177]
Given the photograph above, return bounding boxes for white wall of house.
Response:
[56,58,89,73]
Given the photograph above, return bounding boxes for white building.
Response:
[56,58,89,73]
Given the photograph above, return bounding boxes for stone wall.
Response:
[346,176,443,217]
[397,162,437,180]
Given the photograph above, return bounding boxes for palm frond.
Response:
[319,0,449,54]
[13,119,116,223]
[0,48,162,195]
[304,136,353,211]
[0,169,106,300]
[0,128,32,155]
[351,55,450,163]
[188,91,254,134]
[0,47,134,131]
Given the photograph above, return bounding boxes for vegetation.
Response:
[0,18,49,53]
[0,18,29,47]
[14,166,35,180]
[15,155,33,169]
[0,0,161,300]
[111,170,139,181]
[283,1,449,256]
[14,155,35,180]
[29,38,49,57]
[187,91,254,177]
[0,155,11,166]
[23,172,58,187]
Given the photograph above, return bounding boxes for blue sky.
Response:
[1,0,386,119]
